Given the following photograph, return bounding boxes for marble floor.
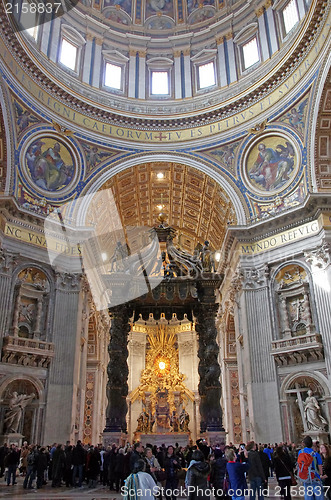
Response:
[0,476,305,499]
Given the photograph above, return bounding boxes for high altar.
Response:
[127,314,197,445]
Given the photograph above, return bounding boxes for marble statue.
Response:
[179,408,190,432]
[303,390,328,431]
[4,392,35,433]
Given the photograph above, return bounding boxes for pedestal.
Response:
[103,431,128,448]
[0,433,24,446]
[303,430,330,443]
[202,430,226,446]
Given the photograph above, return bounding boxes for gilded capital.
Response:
[225,31,233,40]
[255,6,264,17]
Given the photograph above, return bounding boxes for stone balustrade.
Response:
[271,333,324,366]
[1,335,55,368]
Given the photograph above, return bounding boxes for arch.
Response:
[0,375,45,403]
[280,370,331,401]
[310,57,331,191]
[76,153,247,226]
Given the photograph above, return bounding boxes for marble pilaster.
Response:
[43,272,82,444]
[305,244,331,377]
[265,6,279,54]
[82,36,94,84]
[92,41,102,88]
[128,50,137,98]
[238,266,282,443]
[183,51,192,98]
[217,40,228,87]
[138,52,146,99]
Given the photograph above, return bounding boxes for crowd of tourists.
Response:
[0,436,330,500]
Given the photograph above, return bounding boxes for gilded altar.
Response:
[128,313,196,441]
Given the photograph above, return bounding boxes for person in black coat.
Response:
[115,448,126,491]
[185,449,210,500]
[51,444,65,487]
[64,445,73,487]
[5,444,20,486]
[87,447,101,488]
[164,445,181,500]
[72,440,86,488]
[0,443,9,478]
[197,439,210,460]
[258,446,271,486]
[210,449,228,499]
[36,448,48,489]
[273,446,293,500]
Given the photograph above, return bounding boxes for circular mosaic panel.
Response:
[243,133,301,195]
[22,134,80,197]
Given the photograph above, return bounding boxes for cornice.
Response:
[0,0,328,130]
[226,193,331,242]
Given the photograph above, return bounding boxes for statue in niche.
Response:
[109,241,129,272]
[137,411,144,432]
[179,408,190,432]
[170,411,179,432]
[4,392,35,433]
[302,390,328,431]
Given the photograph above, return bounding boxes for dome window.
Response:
[242,37,260,70]
[283,0,299,34]
[25,24,39,41]
[105,63,122,90]
[60,39,78,71]
[151,71,170,96]
[59,25,86,74]
[198,61,216,89]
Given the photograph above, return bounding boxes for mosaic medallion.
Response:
[243,133,300,195]
[22,134,80,197]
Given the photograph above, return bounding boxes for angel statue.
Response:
[4,392,36,433]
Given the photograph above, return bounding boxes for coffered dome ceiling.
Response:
[89,162,237,254]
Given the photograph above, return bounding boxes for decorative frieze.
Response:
[304,244,330,269]
[55,272,82,291]
[0,248,18,275]
[240,266,269,289]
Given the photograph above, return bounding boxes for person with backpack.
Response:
[297,436,324,500]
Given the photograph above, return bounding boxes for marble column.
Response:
[194,303,224,434]
[104,305,132,433]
